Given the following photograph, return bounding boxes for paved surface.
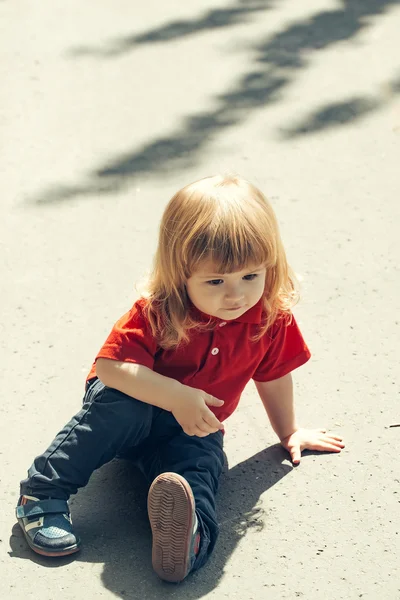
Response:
[1,1,400,599]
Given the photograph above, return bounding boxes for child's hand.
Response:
[280,428,345,465]
[171,385,224,438]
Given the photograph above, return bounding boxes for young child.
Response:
[17,174,344,582]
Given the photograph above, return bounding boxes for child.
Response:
[17,174,344,582]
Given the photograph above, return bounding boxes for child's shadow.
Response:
[9,443,294,598]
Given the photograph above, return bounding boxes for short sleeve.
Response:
[95,300,157,370]
[252,314,311,382]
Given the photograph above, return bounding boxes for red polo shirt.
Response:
[87,298,310,422]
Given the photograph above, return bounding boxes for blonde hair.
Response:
[143,174,298,349]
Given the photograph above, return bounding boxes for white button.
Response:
[211,347,219,355]
[219,322,227,327]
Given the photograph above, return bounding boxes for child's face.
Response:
[186,260,267,320]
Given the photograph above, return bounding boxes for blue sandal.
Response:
[16,495,80,557]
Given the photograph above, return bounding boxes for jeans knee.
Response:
[124,395,154,428]
[101,386,152,416]
[88,380,154,434]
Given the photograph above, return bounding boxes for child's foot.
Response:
[147,472,200,583]
[16,495,80,557]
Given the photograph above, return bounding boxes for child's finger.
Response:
[200,418,219,434]
[203,409,224,431]
[325,437,345,446]
[320,434,345,446]
[204,394,224,407]
[291,447,301,464]
[192,426,211,438]
[314,441,343,452]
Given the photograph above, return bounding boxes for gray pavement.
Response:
[1,1,400,599]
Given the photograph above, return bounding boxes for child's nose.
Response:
[225,284,244,303]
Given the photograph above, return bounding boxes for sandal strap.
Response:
[16,499,69,519]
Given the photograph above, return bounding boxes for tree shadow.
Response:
[280,74,400,138]
[31,0,400,204]
[9,444,294,598]
[68,0,275,59]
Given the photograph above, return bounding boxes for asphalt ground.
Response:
[1,2,400,599]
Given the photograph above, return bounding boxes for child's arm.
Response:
[254,373,345,464]
[96,358,224,437]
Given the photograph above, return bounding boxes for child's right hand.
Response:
[171,385,224,437]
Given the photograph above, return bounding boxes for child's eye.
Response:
[243,274,258,281]
[206,279,224,286]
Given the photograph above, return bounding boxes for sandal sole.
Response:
[17,518,81,557]
[148,472,195,583]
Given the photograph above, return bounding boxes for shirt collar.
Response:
[189,299,263,325]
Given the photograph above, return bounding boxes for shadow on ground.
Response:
[31,0,400,205]
[9,444,293,599]
[280,74,400,138]
[68,0,275,59]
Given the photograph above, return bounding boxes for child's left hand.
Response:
[280,428,345,465]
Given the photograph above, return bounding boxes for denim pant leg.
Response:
[20,379,155,500]
[135,411,225,573]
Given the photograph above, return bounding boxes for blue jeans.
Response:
[20,378,225,572]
